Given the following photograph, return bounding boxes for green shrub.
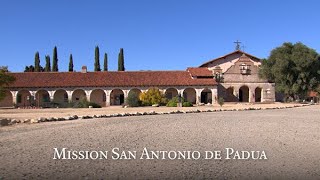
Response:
[166,96,193,107]
[182,101,193,107]
[160,97,169,106]
[218,97,224,107]
[126,91,141,107]
[166,99,177,107]
[166,97,179,107]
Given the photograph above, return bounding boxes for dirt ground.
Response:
[0,102,309,120]
[0,105,319,179]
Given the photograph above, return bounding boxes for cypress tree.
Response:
[69,54,74,72]
[94,46,101,71]
[103,53,108,71]
[118,48,125,71]
[52,46,58,72]
[34,52,40,72]
[45,55,51,72]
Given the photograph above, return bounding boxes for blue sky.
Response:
[1,0,319,72]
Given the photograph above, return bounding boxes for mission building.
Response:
[0,50,275,108]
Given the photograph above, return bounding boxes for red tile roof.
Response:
[187,67,213,77]
[8,71,216,88]
[199,50,261,67]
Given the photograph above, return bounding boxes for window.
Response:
[240,64,251,75]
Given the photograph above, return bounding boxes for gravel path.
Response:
[0,105,319,179]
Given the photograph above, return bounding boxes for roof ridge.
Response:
[9,70,189,74]
[199,50,261,67]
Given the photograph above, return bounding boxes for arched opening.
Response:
[129,88,142,96]
[255,87,262,102]
[0,90,13,107]
[183,88,196,104]
[225,87,236,102]
[128,88,142,98]
[110,89,124,105]
[201,88,212,104]
[239,86,249,102]
[35,90,50,108]
[127,89,142,106]
[53,89,68,108]
[90,89,106,107]
[165,88,178,100]
[16,90,32,107]
[72,89,86,102]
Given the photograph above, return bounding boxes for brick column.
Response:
[211,87,218,104]
[48,90,55,102]
[11,91,18,106]
[195,89,202,105]
[123,90,129,100]
[66,90,73,102]
[85,90,92,101]
[249,89,254,103]
[105,90,111,106]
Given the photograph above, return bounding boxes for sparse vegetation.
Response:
[182,101,193,107]
[126,91,141,107]
[166,96,193,107]
[73,98,101,108]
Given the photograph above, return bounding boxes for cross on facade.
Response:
[234,40,241,50]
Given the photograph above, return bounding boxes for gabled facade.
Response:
[201,50,275,102]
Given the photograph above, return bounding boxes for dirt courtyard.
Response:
[0,102,309,120]
[0,105,319,179]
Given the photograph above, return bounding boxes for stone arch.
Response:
[239,85,249,102]
[90,89,106,107]
[72,89,87,102]
[110,89,124,105]
[255,87,262,102]
[53,89,68,103]
[201,88,212,104]
[16,90,32,107]
[183,88,196,104]
[53,89,69,107]
[0,90,13,107]
[165,88,178,100]
[35,90,50,107]
[128,88,142,97]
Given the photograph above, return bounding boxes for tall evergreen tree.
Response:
[45,55,51,72]
[52,46,58,72]
[103,53,108,71]
[94,46,101,71]
[34,52,40,72]
[118,48,125,71]
[69,54,74,72]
